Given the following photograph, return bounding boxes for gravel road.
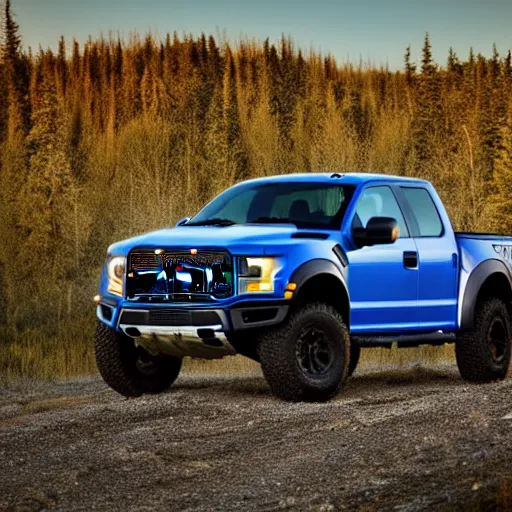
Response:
[1,363,512,511]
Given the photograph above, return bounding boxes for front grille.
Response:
[127,248,233,301]
[131,252,161,270]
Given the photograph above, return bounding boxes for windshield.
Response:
[188,181,355,229]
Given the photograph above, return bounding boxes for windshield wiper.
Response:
[186,218,237,226]
[248,217,296,225]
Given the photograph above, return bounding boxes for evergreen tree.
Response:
[55,35,67,99]
[404,45,416,85]
[412,33,442,172]
[421,33,435,75]
[223,47,247,183]
[18,55,77,312]
[490,122,512,232]
[3,0,30,139]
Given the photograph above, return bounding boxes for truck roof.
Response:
[240,172,429,187]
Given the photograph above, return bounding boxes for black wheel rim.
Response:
[487,317,508,364]
[296,325,333,376]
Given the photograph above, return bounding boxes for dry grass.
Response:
[360,343,455,369]
[0,323,97,384]
[0,323,455,384]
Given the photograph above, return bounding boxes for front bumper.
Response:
[96,298,289,359]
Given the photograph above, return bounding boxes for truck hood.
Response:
[107,224,332,256]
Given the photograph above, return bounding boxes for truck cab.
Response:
[344,178,459,333]
[95,173,512,401]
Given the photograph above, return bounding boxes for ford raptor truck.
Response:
[94,173,512,402]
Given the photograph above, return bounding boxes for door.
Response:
[399,186,458,330]
[347,186,419,333]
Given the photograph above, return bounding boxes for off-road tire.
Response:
[456,297,511,383]
[348,342,361,377]
[95,321,182,397]
[258,303,350,402]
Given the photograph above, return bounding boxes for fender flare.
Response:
[460,258,512,331]
[289,259,350,322]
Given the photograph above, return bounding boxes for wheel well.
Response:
[293,274,350,326]
[476,272,512,311]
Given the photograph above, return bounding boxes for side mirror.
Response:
[176,216,191,227]
[353,217,399,248]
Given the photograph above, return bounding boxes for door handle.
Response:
[403,251,418,269]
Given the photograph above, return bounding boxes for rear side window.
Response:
[401,187,443,237]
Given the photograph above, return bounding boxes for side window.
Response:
[401,187,443,237]
[353,186,409,238]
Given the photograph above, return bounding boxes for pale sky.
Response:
[10,0,512,70]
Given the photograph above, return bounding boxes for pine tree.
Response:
[504,50,512,79]
[141,42,166,116]
[18,54,77,314]
[411,33,442,172]
[421,33,435,76]
[447,47,462,76]
[3,0,30,139]
[121,47,141,122]
[55,35,67,99]
[223,47,247,183]
[404,45,416,85]
[490,122,512,232]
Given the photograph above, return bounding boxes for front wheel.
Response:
[456,297,511,383]
[258,303,350,402]
[95,321,182,397]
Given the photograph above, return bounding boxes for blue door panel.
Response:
[347,238,419,333]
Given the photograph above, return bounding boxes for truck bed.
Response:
[456,232,512,242]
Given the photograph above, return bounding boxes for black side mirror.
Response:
[176,216,191,227]
[353,216,399,248]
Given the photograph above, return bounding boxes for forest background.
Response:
[1,0,512,379]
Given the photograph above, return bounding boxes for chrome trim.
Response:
[119,323,236,359]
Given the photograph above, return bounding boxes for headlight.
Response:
[107,255,125,296]
[238,257,280,293]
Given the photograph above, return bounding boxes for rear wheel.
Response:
[258,303,350,402]
[95,321,182,397]
[456,297,511,383]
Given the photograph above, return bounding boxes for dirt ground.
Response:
[1,363,512,511]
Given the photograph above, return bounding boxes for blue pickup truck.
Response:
[95,173,512,401]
